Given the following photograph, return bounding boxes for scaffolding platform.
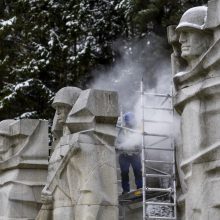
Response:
[119,189,171,205]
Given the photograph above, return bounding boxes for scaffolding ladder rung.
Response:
[145,160,175,165]
[146,174,171,178]
[145,201,176,206]
[144,119,172,124]
[144,147,174,151]
[143,106,173,111]
[147,216,176,220]
[143,132,170,138]
[145,187,172,192]
[141,91,171,98]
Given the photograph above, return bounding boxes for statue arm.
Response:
[41,188,53,204]
[43,136,81,195]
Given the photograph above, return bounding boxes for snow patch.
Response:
[14,79,32,91]
[0,16,16,28]
[19,111,37,119]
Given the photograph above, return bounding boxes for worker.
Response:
[116,112,142,194]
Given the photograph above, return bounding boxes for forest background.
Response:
[0,0,208,121]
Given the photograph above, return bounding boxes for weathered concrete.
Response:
[0,119,48,220]
[168,1,220,219]
[37,88,119,220]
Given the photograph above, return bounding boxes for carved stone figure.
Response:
[0,119,48,219]
[36,86,82,220]
[168,1,220,219]
[176,6,212,70]
[37,87,119,220]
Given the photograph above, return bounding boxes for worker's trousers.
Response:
[119,153,142,193]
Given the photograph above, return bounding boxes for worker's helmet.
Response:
[52,87,82,109]
[124,112,135,127]
[176,6,207,31]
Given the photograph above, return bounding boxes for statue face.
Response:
[55,105,71,125]
[179,29,210,63]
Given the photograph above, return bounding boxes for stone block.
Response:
[0,119,48,219]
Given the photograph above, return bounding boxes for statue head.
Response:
[176,6,212,67]
[52,87,82,125]
[52,87,81,139]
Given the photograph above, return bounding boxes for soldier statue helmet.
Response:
[176,6,212,66]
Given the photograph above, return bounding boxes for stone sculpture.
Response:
[0,119,48,219]
[168,1,220,219]
[37,87,119,220]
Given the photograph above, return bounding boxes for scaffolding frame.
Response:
[118,80,176,220]
[140,80,176,220]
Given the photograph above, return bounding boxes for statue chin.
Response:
[181,53,200,69]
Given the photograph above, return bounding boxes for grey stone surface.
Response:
[0,119,48,220]
[168,1,220,219]
[120,203,143,220]
[37,87,119,220]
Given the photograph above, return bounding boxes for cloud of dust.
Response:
[90,33,179,157]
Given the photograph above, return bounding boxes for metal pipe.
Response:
[144,147,174,151]
[145,160,174,164]
[148,216,176,220]
[141,79,146,220]
[171,86,177,219]
[145,187,172,192]
[143,92,171,98]
[136,91,172,98]
[144,119,172,124]
[145,201,176,206]
[143,132,170,137]
[143,106,173,111]
[146,174,171,178]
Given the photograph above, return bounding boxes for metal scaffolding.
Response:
[140,80,176,220]
[118,80,176,220]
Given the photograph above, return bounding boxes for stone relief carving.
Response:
[0,119,48,219]
[168,1,220,219]
[37,87,119,220]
